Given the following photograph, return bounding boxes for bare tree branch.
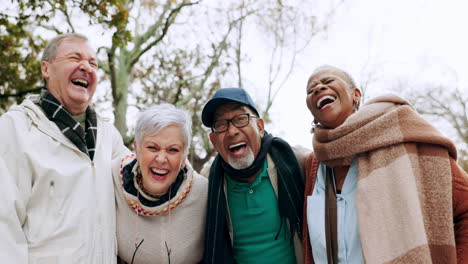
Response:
[128,1,199,69]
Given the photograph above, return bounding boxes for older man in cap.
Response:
[200,88,310,264]
[0,33,129,263]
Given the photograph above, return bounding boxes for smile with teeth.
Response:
[229,142,247,155]
[150,167,169,178]
[71,78,89,88]
[316,95,336,109]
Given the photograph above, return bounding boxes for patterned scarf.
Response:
[38,89,98,160]
[311,94,457,263]
[202,132,304,264]
[119,154,194,216]
[122,158,185,207]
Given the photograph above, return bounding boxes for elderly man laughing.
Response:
[0,33,129,263]
[200,88,310,264]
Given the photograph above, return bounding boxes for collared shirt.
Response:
[226,160,296,264]
[307,158,363,263]
[72,112,87,129]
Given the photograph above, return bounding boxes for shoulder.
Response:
[305,152,317,165]
[1,101,32,123]
[291,144,312,162]
[0,102,37,139]
[96,114,117,130]
[192,171,208,190]
[271,136,312,162]
[96,115,128,149]
[1,97,54,131]
[182,162,208,205]
[451,158,468,191]
[188,163,209,193]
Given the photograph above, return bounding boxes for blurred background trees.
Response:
[0,0,329,171]
[391,76,467,171]
[1,0,466,171]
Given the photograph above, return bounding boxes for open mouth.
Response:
[229,142,247,155]
[71,78,89,88]
[150,168,169,179]
[316,95,336,110]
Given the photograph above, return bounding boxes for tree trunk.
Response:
[112,52,130,142]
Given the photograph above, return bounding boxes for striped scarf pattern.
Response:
[38,89,98,160]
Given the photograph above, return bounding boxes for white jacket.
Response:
[0,96,130,264]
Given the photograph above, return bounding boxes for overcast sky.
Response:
[7,0,465,149]
[251,0,468,148]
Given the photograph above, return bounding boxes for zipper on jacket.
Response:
[49,180,55,197]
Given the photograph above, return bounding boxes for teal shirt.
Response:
[226,160,296,264]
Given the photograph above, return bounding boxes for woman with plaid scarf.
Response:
[303,65,468,263]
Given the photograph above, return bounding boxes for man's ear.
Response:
[257,118,265,138]
[41,61,50,79]
[209,132,220,152]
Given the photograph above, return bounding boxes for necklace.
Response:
[136,172,166,199]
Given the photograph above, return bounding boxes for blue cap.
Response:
[201,88,259,127]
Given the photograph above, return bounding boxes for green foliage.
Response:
[0,12,45,112]
[0,0,328,170]
[78,0,132,46]
[0,0,132,110]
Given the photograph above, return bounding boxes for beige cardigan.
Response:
[113,157,208,264]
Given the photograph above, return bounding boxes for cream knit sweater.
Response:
[113,155,208,264]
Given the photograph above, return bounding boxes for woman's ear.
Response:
[133,141,138,155]
[180,158,187,170]
[353,87,362,101]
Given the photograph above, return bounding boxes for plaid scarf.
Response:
[38,89,98,160]
[202,133,304,264]
[308,94,457,263]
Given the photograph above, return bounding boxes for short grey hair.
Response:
[312,65,360,109]
[312,65,357,89]
[134,103,192,153]
[41,33,88,62]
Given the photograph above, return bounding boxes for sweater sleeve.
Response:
[451,158,468,263]
[303,153,319,264]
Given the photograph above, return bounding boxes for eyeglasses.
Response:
[211,113,258,133]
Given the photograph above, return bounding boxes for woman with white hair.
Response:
[113,103,208,264]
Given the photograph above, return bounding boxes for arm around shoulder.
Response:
[109,123,131,161]
[292,145,313,179]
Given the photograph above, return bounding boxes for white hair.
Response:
[134,103,192,153]
[312,64,361,109]
[312,65,357,89]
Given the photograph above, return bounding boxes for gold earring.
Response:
[310,120,318,134]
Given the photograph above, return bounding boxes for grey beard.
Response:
[227,147,255,170]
